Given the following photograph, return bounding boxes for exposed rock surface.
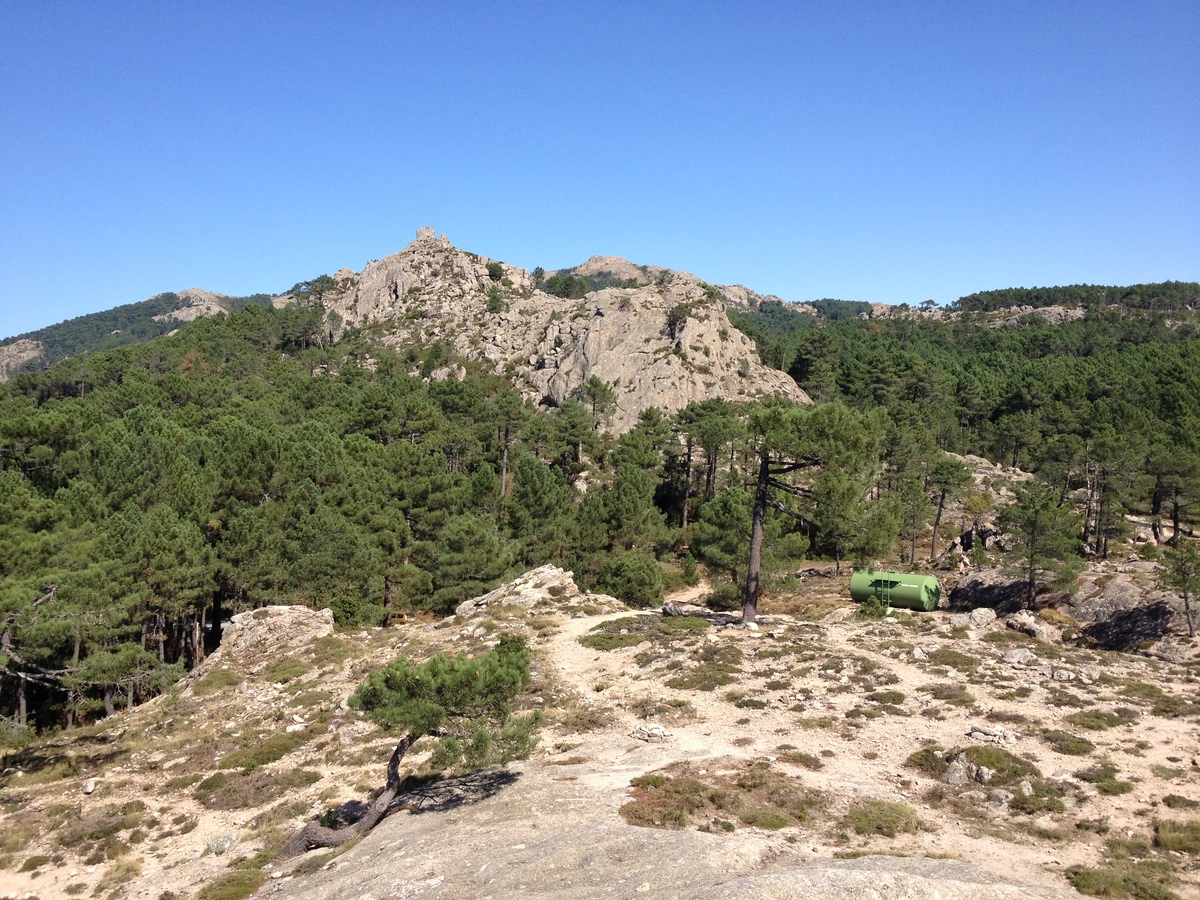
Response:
[190,605,335,682]
[0,338,43,379]
[324,229,809,432]
[152,288,232,323]
[454,564,622,618]
[947,567,1030,615]
[985,305,1087,328]
[267,757,1070,900]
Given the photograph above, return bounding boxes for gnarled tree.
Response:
[277,634,539,858]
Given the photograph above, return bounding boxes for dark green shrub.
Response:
[1042,730,1095,756]
[843,800,919,836]
[351,634,539,774]
[597,551,663,607]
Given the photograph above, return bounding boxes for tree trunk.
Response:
[930,491,946,562]
[1151,476,1164,544]
[277,734,415,859]
[500,426,510,497]
[17,673,27,727]
[742,452,769,625]
[681,438,693,529]
[103,683,115,717]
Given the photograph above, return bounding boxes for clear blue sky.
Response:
[1,2,1197,338]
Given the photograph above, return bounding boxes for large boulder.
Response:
[947,568,1030,616]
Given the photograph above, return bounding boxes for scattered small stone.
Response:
[1002,648,1036,666]
[83,777,97,795]
[968,607,997,629]
[967,724,1018,746]
[206,830,240,855]
[943,753,971,785]
[630,724,671,743]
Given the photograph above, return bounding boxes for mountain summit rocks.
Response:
[322,229,809,432]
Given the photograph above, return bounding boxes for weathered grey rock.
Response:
[948,568,1030,616]
[206,830,239,855]
[967,724,1018,747]
[1002,648,1036,666]
[455,565,622,618]
[269,759,1071,900]
[1070,574,1150,623]
[630,724,671,743]
[191,605,335,685]
[1006,610,1061,644]
[0,338,44,381]
[322,231,810,433]
[968,607,998,629]
[943,753,971,785]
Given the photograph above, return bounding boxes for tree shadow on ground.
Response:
[322,769,522,828]
[1082,600,1174,652]
[400,768,522,815]
[947,577,1031,616]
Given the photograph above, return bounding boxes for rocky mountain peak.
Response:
[323,230,808,432]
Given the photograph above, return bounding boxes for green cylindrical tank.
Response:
[849,570,941,612]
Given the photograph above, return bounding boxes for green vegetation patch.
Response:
[962,746,1040,786]
[780,750,824,771]
[907,744,1041,790]
[55,800,146,861]
[264,658,311,683]
[194,868,267,900]
[192,668,241,697]
[843,800,921,837]
[1163,795,1200,810]
[310,635,358,669]
[1156,819,1200,854]
[1066,860,1180,899]
[917,683,976,707]
[621,759,824,832]
[1042,730,1096,756]
[1076,763,1135,796]
[664,643,743,692]
[1066,708,1139,731]
[196,769,321,810]
[579,615,709,651]
[925,649,979,672]
[219,731,309,770]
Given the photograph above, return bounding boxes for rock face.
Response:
[190,605,335,681]
[947,567,1030,615]
[151,287,232,323]
[324,229,809,433]
[268,757,1071,900]
[0,338,43,380]
[454,564,622,618]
